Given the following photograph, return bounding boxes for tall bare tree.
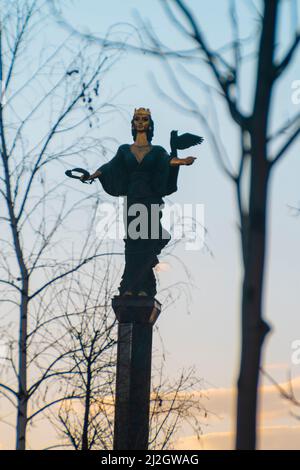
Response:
[136,0,299,449]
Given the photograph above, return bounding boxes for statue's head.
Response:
[131,107,154,143]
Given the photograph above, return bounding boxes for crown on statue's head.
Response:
[133,107,151,116]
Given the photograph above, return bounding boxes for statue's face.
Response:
[133,114,150,132]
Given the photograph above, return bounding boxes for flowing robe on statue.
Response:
[97,144,179,296]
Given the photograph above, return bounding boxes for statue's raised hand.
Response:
[80,170,101,182]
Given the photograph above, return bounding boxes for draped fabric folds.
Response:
[97,144,180,296]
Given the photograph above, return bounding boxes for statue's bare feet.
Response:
[123,290,134,296]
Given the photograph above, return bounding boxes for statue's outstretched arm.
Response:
[169,156,197,166]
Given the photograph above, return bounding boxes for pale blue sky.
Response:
[1,0,300,450]
[51,0,300,390]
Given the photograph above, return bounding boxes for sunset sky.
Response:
[1,0,300,450]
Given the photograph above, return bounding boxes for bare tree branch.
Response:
[273,33,300,79]
[271,123,300,165]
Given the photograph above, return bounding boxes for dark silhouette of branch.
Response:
[29,252,123,300]
[271,124,300,166]
[273,33,300,79]
[260,367,300,412]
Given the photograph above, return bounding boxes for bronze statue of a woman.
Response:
[81,108,197,297]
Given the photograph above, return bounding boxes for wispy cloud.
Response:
[175,425,300,450]
[174,374,300,450]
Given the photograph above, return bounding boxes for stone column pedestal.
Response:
[112,296,161,450]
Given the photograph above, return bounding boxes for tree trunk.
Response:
[16,282,29,450]
[236,0,278,449]
[81,362,92,450]
[236,155,271,449]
